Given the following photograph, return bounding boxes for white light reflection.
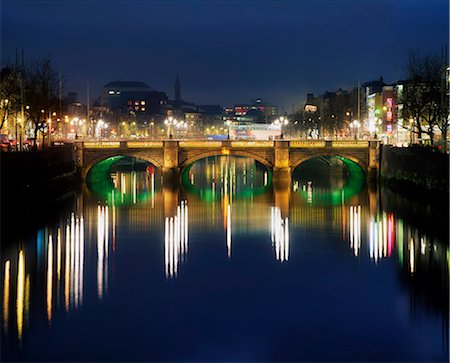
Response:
[307,182,313,204]
[271,206,289,262]
[65,224,70,311]
[97,205,109,299]
[369,212,395,263]
[164,200,188,278]
[63,213,85,312]
[349,206,361,256]
[409,238,415,274]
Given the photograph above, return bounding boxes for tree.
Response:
[23,59,60,148]
[402,50,448,145]
[0,67,22,131]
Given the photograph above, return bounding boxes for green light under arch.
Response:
[294,156,366,205]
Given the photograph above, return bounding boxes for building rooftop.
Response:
[103,81,153,90]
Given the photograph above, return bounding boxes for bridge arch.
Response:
[290,152,367,174]
[179,150,273,172]
[84,152,163,179]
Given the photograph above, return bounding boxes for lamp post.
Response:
[226,119,232,139]
[350,120,360,140]
[272,116,289,139]
[164,116,177,139]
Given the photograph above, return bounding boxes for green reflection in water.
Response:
[181,156,272,202]
[295,157,365,205]
[86,156,156,206]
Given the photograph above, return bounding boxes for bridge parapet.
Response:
[179,141,222,148]
[128,141,163,148]
[290,140,326,148]
[332,140,369,148]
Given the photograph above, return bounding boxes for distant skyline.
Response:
[1,0,448,111]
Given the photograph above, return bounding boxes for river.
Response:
[1,156,448,362]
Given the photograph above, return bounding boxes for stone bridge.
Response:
[74,139,379,182]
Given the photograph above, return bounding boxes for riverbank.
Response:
[380,145,449,193]
[1,145,79,242]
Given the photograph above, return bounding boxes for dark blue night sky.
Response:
[1,0,448,110]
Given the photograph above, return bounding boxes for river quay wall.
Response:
[1,144,76,193]
[380,145,449,193]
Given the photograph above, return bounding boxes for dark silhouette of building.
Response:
[100,81,168,118]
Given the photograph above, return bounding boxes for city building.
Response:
[100,81,168,118]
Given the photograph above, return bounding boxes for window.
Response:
[141,101,146,105]
[109,90,115,95]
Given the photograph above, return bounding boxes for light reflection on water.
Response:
[1,156,448,361]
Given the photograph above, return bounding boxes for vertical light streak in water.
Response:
[409,238,415,274]
[80,215,84,303]
[47,235,53,322]
[24,274,30,327]
[369,220,374,260]
[349,206,361,256]
[350,206,354,251]
[97,206,105,299]
[383,213,388,257]
[387,213,395,257]
[169,217,174,277]
[420,237,426,255]
[112,206,116,252]
[57,228,61,282]
[271,207,289,262]
[16,251,25,342]
[378,215,383,259]
[397,219,404,267]
[227,204,232,258]
[70,214,75,305]
[104,206,109,296]
[133,171,137,204]
[184,201,189,254]
[284,217,289,261]
[307,182,313,204]
[65,224,70,311]
[3,260,10,334]
[151,172,155,208]
[165,217,169,277]
[74,217,80,308]
[180,203,185,258]
[165,201,189,278]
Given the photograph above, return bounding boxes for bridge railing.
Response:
[79,139,372,149]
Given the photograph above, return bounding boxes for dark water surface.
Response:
[1,156,448,362]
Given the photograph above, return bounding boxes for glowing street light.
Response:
[226,119,232,139]
[272,116,289,139]
[164,116,177,139]
[350,120,360,140]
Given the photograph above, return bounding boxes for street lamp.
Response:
[272,116,289,139]
[226,119,232,139]
[350,120,360,140]
[164,116,177,139]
